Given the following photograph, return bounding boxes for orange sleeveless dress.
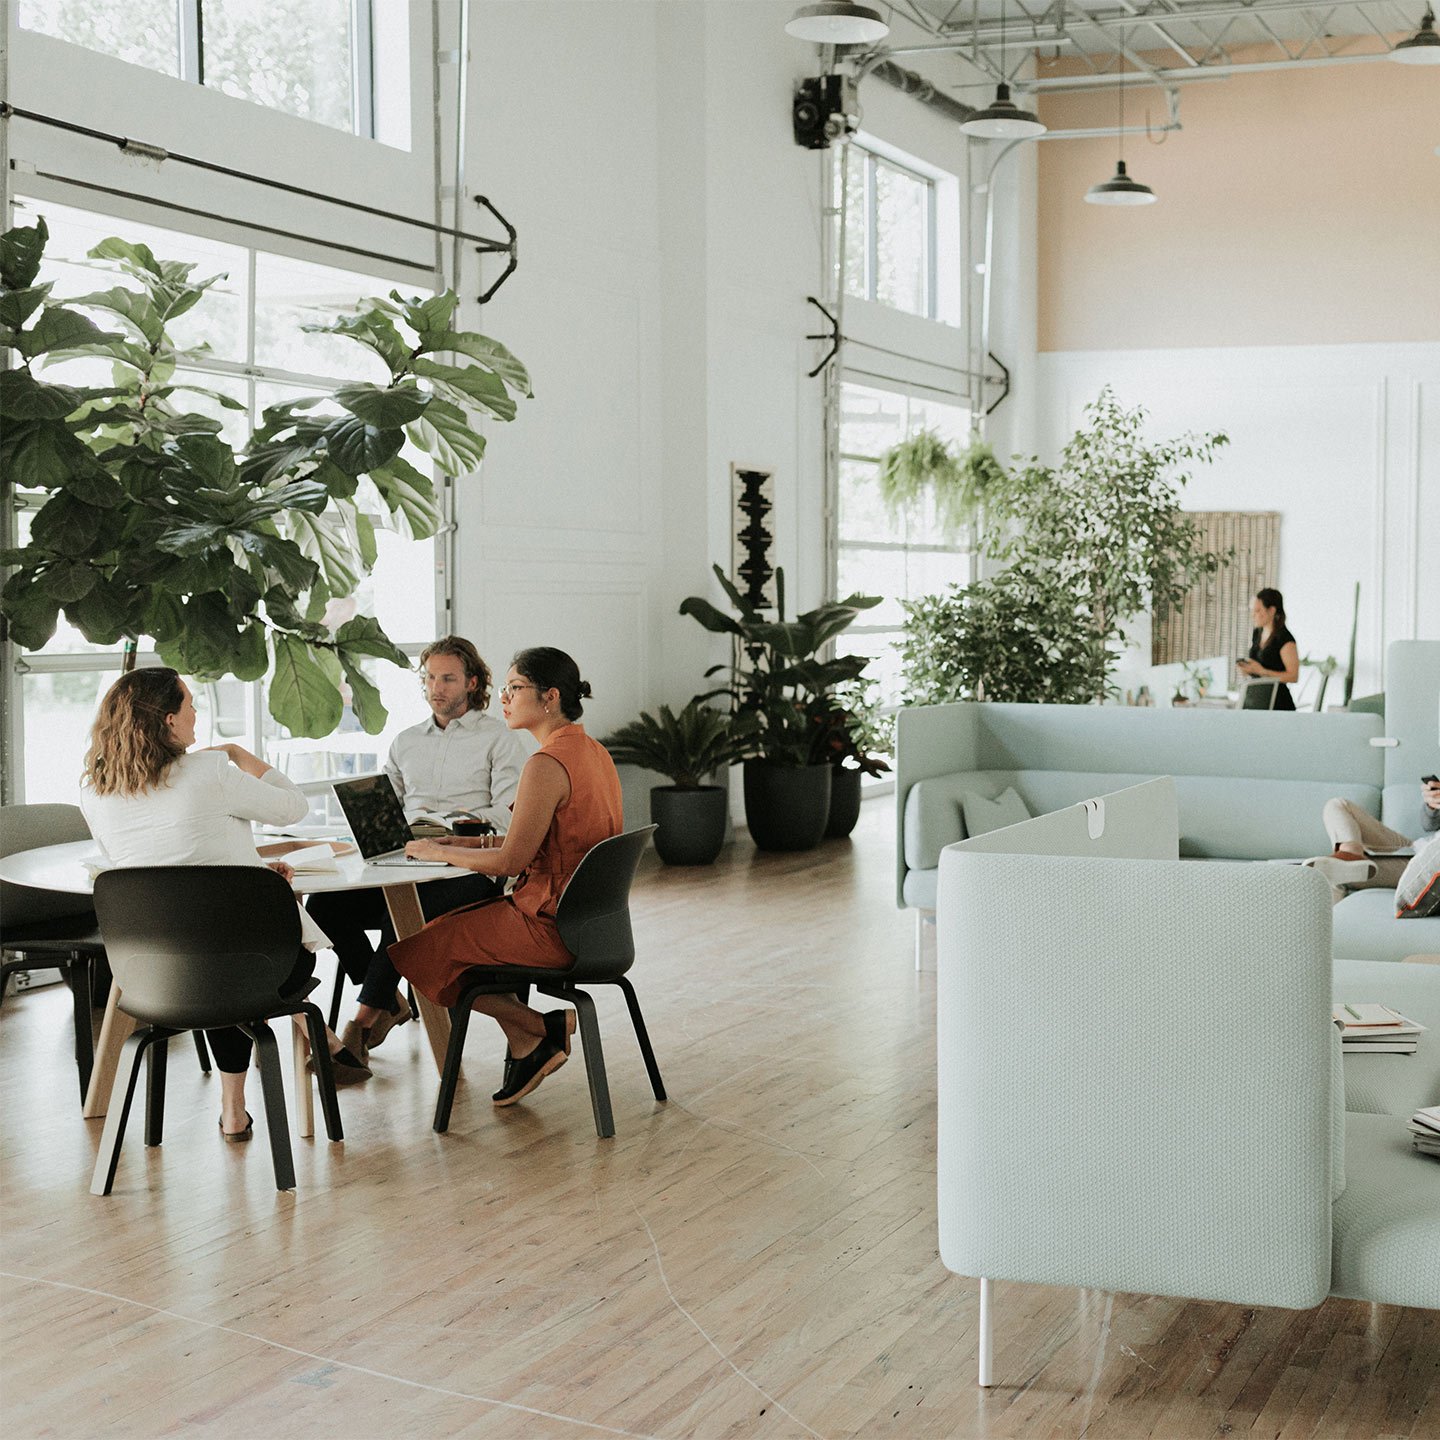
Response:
[389,724,623,1008]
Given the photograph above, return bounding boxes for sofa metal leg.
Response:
[978,1276,994,1387]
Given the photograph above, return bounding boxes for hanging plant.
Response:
[875,427,1006,539]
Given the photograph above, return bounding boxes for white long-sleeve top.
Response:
[80,750,330,950]
[383,707,528,830]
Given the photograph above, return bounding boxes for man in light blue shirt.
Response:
[309,636,528,1065]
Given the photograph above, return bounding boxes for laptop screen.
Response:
[332,775,413,859]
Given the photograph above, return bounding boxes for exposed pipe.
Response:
[864,57,978,123]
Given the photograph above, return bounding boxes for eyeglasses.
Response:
[499,683,541,701]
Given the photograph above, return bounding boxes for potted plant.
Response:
[680,565,880,852]
[0,217,530,736]
[603,700,749,865]
[875,428,1005,540]
[810,677,892,839]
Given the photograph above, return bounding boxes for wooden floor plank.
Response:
[2,801,1436,1438]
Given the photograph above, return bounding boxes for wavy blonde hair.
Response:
[83,668,188,797]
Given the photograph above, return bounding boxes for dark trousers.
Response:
[205,950,316,1074]
[306,874,503,1010]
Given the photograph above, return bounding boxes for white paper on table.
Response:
[278,844,340,874]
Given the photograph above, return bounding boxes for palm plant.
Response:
[603,700,749,789]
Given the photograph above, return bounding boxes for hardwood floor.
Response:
[2,801,1437,1438]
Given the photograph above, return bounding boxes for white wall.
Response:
[1037,342,1440,697]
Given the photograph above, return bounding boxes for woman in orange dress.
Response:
[390,647,622,1105]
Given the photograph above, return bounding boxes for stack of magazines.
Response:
[1331,1003,1427,1054]
[1410,1107,1440,1158]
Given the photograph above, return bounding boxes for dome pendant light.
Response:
[961,2,1046,139]
[1085,37,1157,206]
[1390,6,1440,63]
[785,3,890,45]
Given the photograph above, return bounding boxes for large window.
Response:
[834,144,937,320]
[6,197,442,811]
[836,381,973,706]
[18,0,375,136]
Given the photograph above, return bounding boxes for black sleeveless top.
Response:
[1249,624,1297,711]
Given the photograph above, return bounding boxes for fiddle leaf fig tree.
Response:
[0,217,531,737]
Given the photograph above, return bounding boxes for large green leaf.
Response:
[368,456,440,538]
[335,381,431,428]
[89,236,163,277]
[3,421,97,491]
[303,311,411,374]
[0,282,53,330]
[237,531,320,593]
[0,368,85,420]
[339,654,388,734]
[334,614,408,667]
[677,595,742,637]
[410,357,516,421]
[38,560,97,603]
[66,577,136,646]
[269,635,344,737]
[16,307,111,360]
[1,219,48,290]
[406,397,486,475]
[420,330,532,397]
[386,289,459,338]
[0,574,61,649]
[29,492,104,553]
[68,286,164,346]
[144,590,185,645]
[230,621,270,682]
[171,433,238,488]
[168,593,246,675]
[286,509,362,594]
[323,414,405,476]
[46,334,155,373]
[61,465,125,508]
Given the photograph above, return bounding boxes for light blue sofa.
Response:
[934,786,1440,1385]
[898,640,1440,963]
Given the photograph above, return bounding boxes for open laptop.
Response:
[331,775,450,867]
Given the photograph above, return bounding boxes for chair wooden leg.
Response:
[144,1035,170,1147]
[432,998,474,1133]
[302,1004,343,1142]
[244,1021,295,1192]
[192,1030,211,1074]
[69,956,95,1104]
[0,958,22,1007]
[614,976,665,1102]
[571,988,614,1140]
[91,1029,155,1196]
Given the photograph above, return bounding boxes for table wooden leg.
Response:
[382,883,451,1076]
[83,981,136,1119]
[292,1019,314,1138]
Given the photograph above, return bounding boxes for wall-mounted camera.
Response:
[792,75,861,150]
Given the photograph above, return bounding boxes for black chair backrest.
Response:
[1,803,97,931]
[92,866,302,1029]
[554,826,657,981]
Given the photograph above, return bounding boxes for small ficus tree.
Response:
[0,217,530,736]
[900,388,1229,706]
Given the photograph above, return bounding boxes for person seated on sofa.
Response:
[1235,587,1300,710]
[1304,779,1440,895]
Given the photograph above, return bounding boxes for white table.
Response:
[0,840,470,1130]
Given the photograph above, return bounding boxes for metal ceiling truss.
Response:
[875,0,1422,89]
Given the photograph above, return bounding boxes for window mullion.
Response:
[178,0,203,84]
[351,0,376,139]
[866,154,878,302]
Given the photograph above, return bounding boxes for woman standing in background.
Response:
[1237,587,1299,710]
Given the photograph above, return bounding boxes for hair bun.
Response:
[578,680,593,699]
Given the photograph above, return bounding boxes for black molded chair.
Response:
[433,826,664,1139]
[1,803,106,1102]
[89,866,343,1195]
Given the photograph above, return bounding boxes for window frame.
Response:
[1,192,449,807]
[837,142,939,322]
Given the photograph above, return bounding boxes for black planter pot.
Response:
[824,765,863,839]
[743,760,832,852]
[650,785,729,865]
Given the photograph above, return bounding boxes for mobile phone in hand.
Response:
[1424,774,1439,786]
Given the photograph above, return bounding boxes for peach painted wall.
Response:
[1036,59,1440,352]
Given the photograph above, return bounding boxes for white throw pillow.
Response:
[1396,835,1440,919]
[962,786,1031,839]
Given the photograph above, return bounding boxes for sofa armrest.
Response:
[937,851,1336,1310]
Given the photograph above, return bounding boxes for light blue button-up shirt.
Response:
[383,706,529,832]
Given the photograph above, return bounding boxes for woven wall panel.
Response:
[1153,512,1280,666]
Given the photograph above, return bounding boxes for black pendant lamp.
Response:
[1390,7,1440,63]
[1086,38,1156,207]
[961,2,1046,140]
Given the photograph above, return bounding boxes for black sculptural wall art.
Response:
[731,464,776,612]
